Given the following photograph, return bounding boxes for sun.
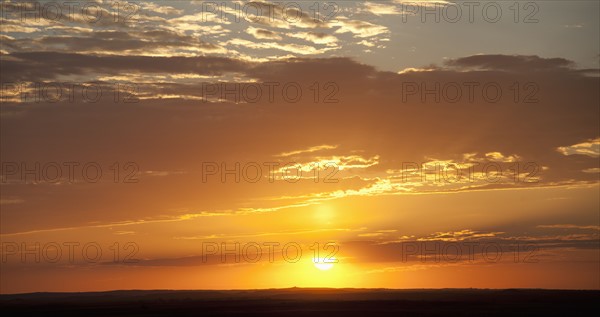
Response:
[313,257,336,271]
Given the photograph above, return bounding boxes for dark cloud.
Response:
[341,226,600,265]
[0,52,250,81]
[445,54,575,71]
[247,27,282,40]
[2,30,226,57]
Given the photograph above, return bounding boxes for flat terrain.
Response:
[1,288,598,316]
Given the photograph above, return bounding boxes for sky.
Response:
[0,0,599,293]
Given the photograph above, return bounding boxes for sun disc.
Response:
[313,258,336,271]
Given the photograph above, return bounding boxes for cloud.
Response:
[393,0,451,7]
[0,198,25,205]
[484,152,522,163]
[0,24,40,33]
[140,2,183,15]
[357,40,376,47]
[331,17,389,38]
[362,2,402,16]
[417,229,504,241]
[227,38,335,55]
[1,54,598,233]
[537,224,600,231]
[337,224,599,265]
[287,32,339,46]
[0,52,251,81]
[556,138,600,157]
[246,26,282,40]
[445,54,575,72]
[277,145,339,157]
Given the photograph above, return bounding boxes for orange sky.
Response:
[1,0,599,293]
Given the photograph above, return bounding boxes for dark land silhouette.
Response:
[1,288,598,316]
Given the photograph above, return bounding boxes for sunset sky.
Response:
[1,0,599,293]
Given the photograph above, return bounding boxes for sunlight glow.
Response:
[313,257,336,271]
